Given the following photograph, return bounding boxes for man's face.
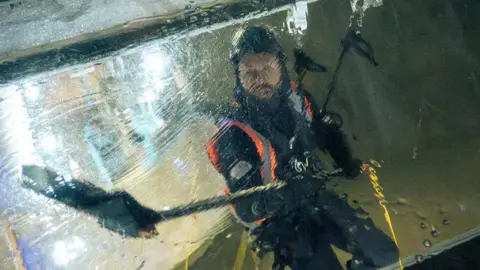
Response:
[238,53,282,102]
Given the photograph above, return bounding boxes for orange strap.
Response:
[207,142,221,173]
[207,120,279,226]
[303,96,314,119]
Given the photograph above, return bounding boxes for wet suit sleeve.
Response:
[209,125,273,224]
[302,90,362,178]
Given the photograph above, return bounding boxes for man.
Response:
[19,25,396,269]
[206,26,398,269]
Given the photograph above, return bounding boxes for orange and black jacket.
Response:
[207,83,360,228]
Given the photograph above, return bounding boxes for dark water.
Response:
[1,0,480,269]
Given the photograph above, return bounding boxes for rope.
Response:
[321,47,347,112]
[151,181,288,224]
[362,160,404,270]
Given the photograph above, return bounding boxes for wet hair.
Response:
[230,26,286,62]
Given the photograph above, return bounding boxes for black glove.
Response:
[321,120,362,179]
[21,165,159,238]
[248,171,327,222]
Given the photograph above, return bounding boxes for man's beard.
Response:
[244,87,281,121]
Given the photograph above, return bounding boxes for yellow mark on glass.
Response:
[362,160,404,270]
[369,159,382,168]
[233,231,249,270]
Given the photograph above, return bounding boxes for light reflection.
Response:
[69,158,82,179]
[0,89,40,166]
[40,134,58,153]
[24,83,40,101]
[147,101,166,129]
[141,50,169,93]
[52,236,87,266]
[3,84,19,96]
[142,50,168,75]
[140,89,158,103]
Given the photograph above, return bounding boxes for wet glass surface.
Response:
[1,0,480,269]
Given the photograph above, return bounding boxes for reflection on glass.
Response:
[2,0,480,269]
[24,83,40,102]
[39,134,59,153]
[52,236,87,266]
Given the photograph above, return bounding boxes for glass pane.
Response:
[1,0,479,269]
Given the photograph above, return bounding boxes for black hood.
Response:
[231,26,286,60]
[230,26,292,104]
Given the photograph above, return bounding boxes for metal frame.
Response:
[0,0,298,83]
[383,227,480,269]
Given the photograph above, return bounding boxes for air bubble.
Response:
[423,239,431,248]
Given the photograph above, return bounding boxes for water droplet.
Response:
[442,218,450,225]
[438,207,448,214]
[415,255,424,263]
[397,197,408,205]
[423,239,431,248]
[226,233,232,239]
[431,230,439,237]
[420,223,427,229]
[458,202,467,212]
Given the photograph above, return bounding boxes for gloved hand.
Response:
[320,122,362,179]
[249,171,327,220]
[321,111,344,129]
[247,216,295,264]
